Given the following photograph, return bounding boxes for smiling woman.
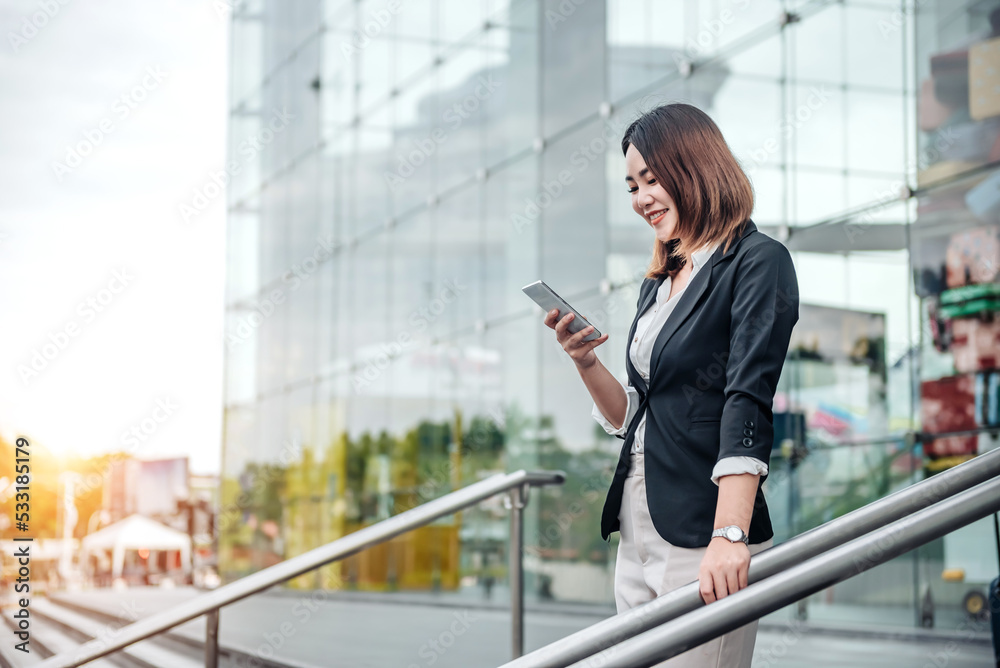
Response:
[622,103,755,283]
[543,102,799,668]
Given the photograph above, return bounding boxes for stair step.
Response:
[11,614,118,668]
[33,597,202,668]
[0,613,44,667]
[0,640,41,667]
[47,594,324,668]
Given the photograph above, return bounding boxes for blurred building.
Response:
[222,0,1000,628]
[104,457,189,523]
[102,457,217,584]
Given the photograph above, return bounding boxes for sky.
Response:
[0,1,230,474]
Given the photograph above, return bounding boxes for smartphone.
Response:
[522,280,602,342]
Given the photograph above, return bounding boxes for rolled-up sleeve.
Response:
[719,240,799,474]
[592,380,639,438]
[711,456,768,486]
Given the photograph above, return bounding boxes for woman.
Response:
[544,103,799,667]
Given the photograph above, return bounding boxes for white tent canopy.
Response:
[81,514,191,579]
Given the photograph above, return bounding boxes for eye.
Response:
[627,186,637,193]
[648,179,656,185]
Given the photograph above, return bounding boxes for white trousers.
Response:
[614,450,773,668]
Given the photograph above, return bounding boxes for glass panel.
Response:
[845,4,906,91]
[287,37,322,160]
[749,167,785,225]
[791,2,844,84]
[315,250,339,380]
[320,25,358,130]
[430,40,490,196]
[725,32,781,78]
[439,0,487,45]
[218,404,260,580]
[392,0,433,43]
[224,307,257,406]
[717,76,784,174]
[793,169,847,223]
[485,17,537,167]
[914,1,1000,190]
[847,90,907,175]
[541,0,604,135]
[231,13,263,107]
[359,34,392,110]
[790,83,846,173]
[689,0,785,55]
[608,0,685,49]
[229,89,264,204]
[225,204,261,305]
[434,185,482,339]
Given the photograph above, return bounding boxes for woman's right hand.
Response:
[543,309,609,369]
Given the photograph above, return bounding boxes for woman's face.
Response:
[625,143,679,244]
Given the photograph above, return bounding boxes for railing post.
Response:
[205,608,219,668]
[508,483,529,659]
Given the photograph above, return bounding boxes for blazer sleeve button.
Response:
[743,428,753,437]
[744,420,754,428]
[742,437,753,447]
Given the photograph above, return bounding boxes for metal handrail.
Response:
[35,468,566,668]
[502,446,1000,668]
[566,476,1000,667]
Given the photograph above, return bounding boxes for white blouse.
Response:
[592,240,768,486]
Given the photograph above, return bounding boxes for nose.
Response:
[639,190,655,208]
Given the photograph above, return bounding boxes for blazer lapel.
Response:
[647,262,713,380]
[648,218,757,379]
[625,276,664,397]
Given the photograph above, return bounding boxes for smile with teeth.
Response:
[648,209,667,223]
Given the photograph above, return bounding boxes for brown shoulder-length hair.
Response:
[621,103,754,280]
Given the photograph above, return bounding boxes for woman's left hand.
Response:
[698,538,750,604]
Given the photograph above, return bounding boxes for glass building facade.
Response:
[221,0,1000,638]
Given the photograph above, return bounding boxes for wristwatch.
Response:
[711,525,749,545]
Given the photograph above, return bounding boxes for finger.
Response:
[567,325,595,348]
[580,330,609,350]
[579,327,606,347]
[582,332,609,348]
[713,571,729,601]
[543,309,559,328]
[725,567,740,598]
[561,323,591,351]
[738,563,749,590]
[699,575,715,604]
[554,312,575,336]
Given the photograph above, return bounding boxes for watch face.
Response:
[726,527,743,541]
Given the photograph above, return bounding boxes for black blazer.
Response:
[600,219,799,548]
